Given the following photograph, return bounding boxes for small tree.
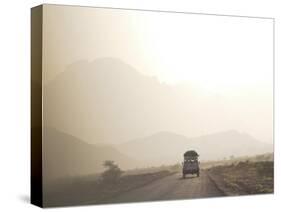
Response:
[101,160,123,183]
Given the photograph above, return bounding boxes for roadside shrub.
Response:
[101,160,123,183]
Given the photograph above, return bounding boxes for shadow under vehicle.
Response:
[182,150,200,178]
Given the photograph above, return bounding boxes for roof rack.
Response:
[184,150,199,157]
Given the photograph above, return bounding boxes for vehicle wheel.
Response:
[197,172,200,177]
[183,174,186,179]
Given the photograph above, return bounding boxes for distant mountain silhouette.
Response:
[44,57,272,147]
[43,128,137,181]
[117,130,273,165]
[44,57,179,144]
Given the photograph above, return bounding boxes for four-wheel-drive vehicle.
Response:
[182,150,200,178]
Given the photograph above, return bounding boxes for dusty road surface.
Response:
[103,170,225,204]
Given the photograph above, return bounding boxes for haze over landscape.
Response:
[42,58,273,181]
[40,5,273,181]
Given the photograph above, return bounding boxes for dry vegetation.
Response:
[201,152,273,169]
[207,160,273,196]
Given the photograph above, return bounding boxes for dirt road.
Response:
[103,170,225,204]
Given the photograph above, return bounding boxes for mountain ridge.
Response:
[117,130,273,165]
[43,128,138,181]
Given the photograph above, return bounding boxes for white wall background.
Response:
[0,0,279,211]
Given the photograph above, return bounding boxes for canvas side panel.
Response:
[31,5,43,208]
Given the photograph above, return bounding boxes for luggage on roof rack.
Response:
[183,150,199,157]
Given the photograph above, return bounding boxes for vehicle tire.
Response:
[183,174,186,179]
[197,171,200,177]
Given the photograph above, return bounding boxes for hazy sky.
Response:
[43,5,273,88]
[42,5,273,143]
